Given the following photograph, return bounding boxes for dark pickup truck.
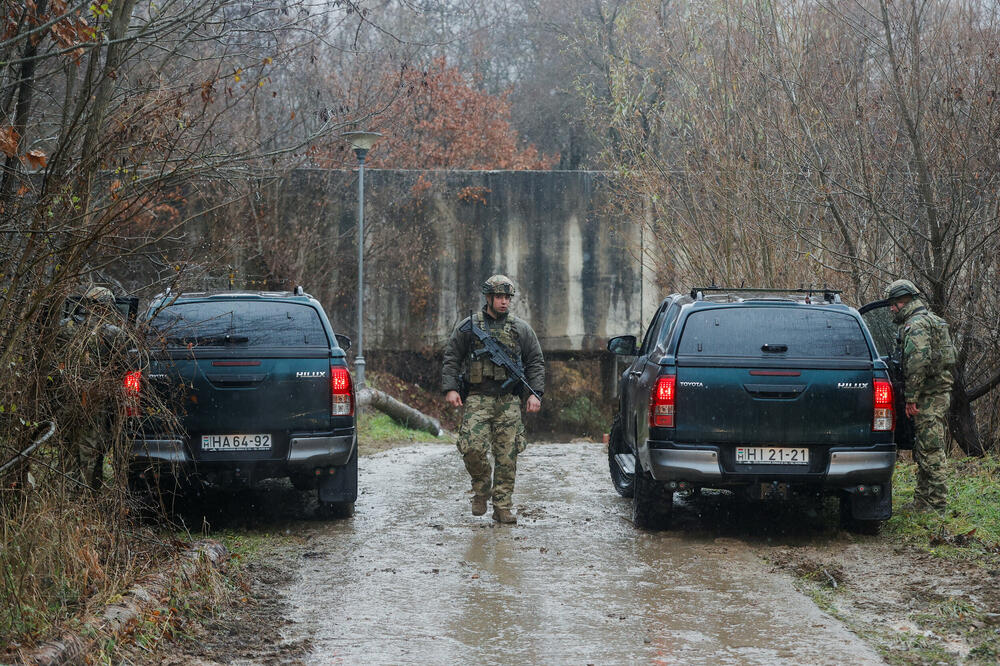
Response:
[607,287,911,532]
[128,289,358,516]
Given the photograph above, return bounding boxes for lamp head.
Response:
[342,131,383,161]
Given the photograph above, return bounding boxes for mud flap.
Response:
[318,450,358,503]
[847,483,892,520]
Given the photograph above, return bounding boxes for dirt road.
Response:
[272,442,881,664]
[153,442,1000,664]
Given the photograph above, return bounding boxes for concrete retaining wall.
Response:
[297,169,658,353]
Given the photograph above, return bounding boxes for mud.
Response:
[144,442,998,664]
[764,540,1000,662]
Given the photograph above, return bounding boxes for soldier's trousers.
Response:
[456,393,525,509]
[913,392,951,509]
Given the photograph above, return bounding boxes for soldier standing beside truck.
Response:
[57,286,128,491]
[442,275,545,524]
[885,279,956,513]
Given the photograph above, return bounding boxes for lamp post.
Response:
[342,130,382,388]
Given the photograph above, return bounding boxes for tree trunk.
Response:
[948,372,986,457]
[357,387,444,438]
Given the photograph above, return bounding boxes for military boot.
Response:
[471,495,488,516]
[492,507,517,524]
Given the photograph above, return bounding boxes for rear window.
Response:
[149,301,329,348]
[676,307,870,359]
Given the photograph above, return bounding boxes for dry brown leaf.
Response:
[23,149,47,169]
[0,126,19,158]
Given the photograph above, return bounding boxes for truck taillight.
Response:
[873,379,894,431]
[331,366,354,416]
[123,370,142,416]
[650,375,676,428]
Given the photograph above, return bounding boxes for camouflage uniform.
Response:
[442,278,544,514]
[890,284,955,511]
[57,287,128,490]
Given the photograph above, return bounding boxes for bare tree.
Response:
[582,0,1000,454]
[0,0,411,644]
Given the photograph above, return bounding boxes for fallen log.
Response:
[357,387,444,438]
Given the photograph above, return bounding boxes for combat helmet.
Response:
[84,286,115,303]
[884,279,920,301]
[482,274,516,296]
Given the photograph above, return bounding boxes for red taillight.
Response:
[649,375,676,428]
[331,366,354,416]
[873,379,894,431]
[123,370,142,416]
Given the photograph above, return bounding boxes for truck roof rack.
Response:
[690,286,842,304]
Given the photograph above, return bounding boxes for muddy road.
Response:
[184,442,886,664]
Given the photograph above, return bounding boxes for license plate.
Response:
[201,433,272,451]
[736,446,809,464]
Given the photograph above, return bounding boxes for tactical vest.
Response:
[467,311,520,384]
[903,308,957,375]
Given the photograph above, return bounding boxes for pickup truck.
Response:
[606,287,912,533]
[128,289,358,516]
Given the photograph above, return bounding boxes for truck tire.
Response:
[632,463,672,530]
[608,416,635,498]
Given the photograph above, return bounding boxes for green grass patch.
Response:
[886,455,1000,566]
[357,411,451,452]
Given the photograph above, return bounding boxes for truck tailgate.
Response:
[673,362,875,445]
[151,350,332,434]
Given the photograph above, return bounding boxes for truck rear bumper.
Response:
[132,439,190,464]
[646,442,895,485]
[825,449,896,483]
[130,432,356,469]
[287,433,356,468]
[648,448,722,482]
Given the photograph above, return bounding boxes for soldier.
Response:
[442,274,545,524]
[58,286,128,490]
[886,279,956,513]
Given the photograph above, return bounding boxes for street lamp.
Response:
[342,130,382,388]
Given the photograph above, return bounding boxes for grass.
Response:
[886,455,1000,566]
[99,530,292,663]
[357,411,452,455]
[776,455,1000,665]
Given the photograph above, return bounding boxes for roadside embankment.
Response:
[768,456,1000,664]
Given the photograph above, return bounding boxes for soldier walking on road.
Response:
[442,275,545,524]
[886,279,956,513]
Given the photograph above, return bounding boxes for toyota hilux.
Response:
[606,287,912,532]
[128,288,358,516]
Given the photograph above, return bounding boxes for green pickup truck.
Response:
[607,287,911,533]
[128,289,358,516]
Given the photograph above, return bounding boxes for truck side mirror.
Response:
[607,335,637,356]
[335,334,352,351]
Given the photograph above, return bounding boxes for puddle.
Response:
[275,443,882,664]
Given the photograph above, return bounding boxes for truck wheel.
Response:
[632,464,672,530]
[608,416,634,498]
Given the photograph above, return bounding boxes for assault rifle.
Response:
[461,312,542,401]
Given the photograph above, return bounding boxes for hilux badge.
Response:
[296,371,326,378]
[837,382,869,389]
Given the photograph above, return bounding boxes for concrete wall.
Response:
[349,170,657,353]
[249,169,658,354]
